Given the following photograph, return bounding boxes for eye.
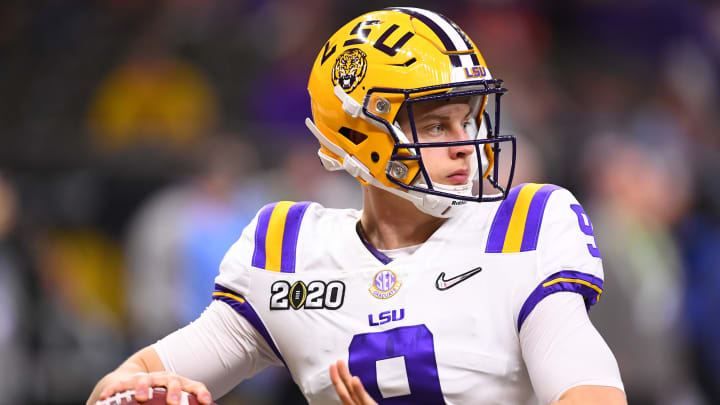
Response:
[426,124,443,135]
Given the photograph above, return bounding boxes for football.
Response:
[96,387,216,405]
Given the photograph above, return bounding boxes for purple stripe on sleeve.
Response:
[519,184,562,252]
[517,270,604,332]
[213,284,287,368]
[280,202,311,273]
[251,203,277,269]
[485,183,526,253]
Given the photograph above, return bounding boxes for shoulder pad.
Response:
[251,201,312,273]
[485,183,563,253]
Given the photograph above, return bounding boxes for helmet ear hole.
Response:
[338,127,368,145]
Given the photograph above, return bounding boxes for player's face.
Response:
[397,98,476,186]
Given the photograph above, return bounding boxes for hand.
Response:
[98,371,213,405]
[329,360,378,405]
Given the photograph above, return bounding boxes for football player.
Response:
[88,8,626,405]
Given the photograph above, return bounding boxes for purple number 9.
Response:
[348,325,444,404]
[570,204,601,258]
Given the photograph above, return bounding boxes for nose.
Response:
[450,143,475,159]
[448,123,475,158]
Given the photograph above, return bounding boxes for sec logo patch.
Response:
[369,269,402,299]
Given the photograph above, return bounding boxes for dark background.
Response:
[0,1,718,404]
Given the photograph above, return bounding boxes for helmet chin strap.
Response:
[408,185,472,217]
[407,147,480,218]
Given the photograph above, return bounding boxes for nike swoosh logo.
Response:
[435,266,483,290]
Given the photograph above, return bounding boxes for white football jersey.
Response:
[212,183,606,404]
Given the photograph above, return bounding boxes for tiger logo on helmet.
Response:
[331,48,367,93]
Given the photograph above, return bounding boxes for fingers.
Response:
[98,372,213,405]
[336,361,359,404]
[180,379,213,405]
[330,362,354,405]
[100,373,151,400]
[134,373,152,401]
[351,376,376,404]
[329,360,378,405]
[166,376,182,404]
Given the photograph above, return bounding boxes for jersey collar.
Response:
[355,221,393,265]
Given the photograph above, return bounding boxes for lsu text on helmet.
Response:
[306,7,516,217]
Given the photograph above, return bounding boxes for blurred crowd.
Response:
[0,1,718,404]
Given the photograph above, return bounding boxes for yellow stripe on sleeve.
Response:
[542,277,603,295]
[265,201,294,272]
[502,183,544,253]
[212,291,246,304]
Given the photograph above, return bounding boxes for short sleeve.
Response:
[487,184,604,332]
[211,201,315,370]
[522,188,604,330]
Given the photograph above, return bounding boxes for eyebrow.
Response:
[417,112,472,122]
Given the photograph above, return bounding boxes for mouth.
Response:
[446,170,469,185]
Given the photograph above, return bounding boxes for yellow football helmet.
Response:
[306,7,516,217]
